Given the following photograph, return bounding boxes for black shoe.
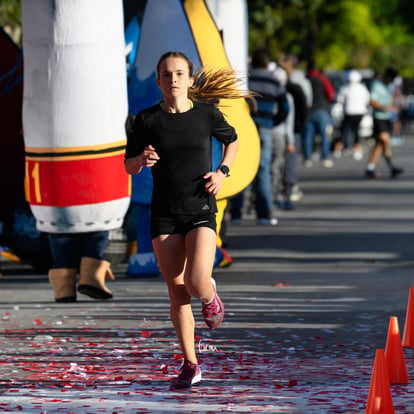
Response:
[55,296,77,303]
[365,169,381,179]
[77,284,113,300]
[391,167,404,178]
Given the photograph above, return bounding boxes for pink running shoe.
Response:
[202,278,224,329]
[170,360,202,390]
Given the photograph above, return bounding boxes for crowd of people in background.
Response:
[229,48,409,225]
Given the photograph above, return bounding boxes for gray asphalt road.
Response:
[0,132,413,413]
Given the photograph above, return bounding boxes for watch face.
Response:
[220,165,230,176]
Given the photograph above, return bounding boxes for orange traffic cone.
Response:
[365,349,395,414]
[402,287,414,347]
[385,316,409,384]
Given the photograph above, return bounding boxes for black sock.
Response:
[383,154,393,169]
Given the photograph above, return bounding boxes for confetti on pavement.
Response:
[1,302,414,414]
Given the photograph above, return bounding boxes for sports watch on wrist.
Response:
[218,164,230,177]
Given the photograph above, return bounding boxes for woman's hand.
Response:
[140,145,160,167]
[203,171,225,196]
[124,145,159,175]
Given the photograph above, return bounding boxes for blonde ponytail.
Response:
[190,67,254,103]
[156,51,256,104]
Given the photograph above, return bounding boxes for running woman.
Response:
[124,51,247,390]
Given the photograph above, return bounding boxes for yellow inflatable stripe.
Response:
[25,149,126,162]
[184,0,260,199]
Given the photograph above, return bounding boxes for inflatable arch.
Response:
[21,0,130,235]
[125,0,260,275]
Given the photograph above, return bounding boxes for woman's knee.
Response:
[185,276,213,301]
[168,282,191,305]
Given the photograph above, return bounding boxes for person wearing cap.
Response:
[334,70,371,160]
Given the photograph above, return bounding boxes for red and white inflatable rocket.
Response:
[21,0,130,233]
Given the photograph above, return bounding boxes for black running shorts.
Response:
[373,118,392,139]
[151,213,217,239]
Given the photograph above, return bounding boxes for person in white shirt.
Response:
[333,70,370,160]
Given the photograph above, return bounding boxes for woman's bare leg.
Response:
[183,227,217,303]
[153,227,218,364]
[153,234,197,363]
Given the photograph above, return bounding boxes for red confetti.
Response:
[34,318,43,325]
[288,380,298,387]
[2,312,10,321]
[141,330,151,338]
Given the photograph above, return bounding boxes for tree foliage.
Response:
[248,0,414,76]
[0,0,21,44]
[2,0,414,76]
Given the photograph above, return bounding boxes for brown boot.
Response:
[48,268,77,302]
[77,257,115,300]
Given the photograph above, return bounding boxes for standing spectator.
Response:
[271,66,299,210]
[365,66,404,178]
[333,70,371,160]
[280,53,313,109]
[278,54,309,205]
[248,48,289,224]
[48,231,114,302]
[303,61,336,167]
